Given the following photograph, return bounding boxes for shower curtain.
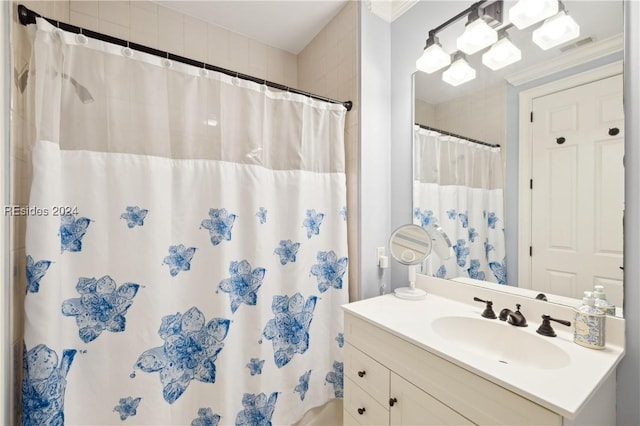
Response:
[23,19,348,425]
[413,126,506,284]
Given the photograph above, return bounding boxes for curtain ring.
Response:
[75,27,88,45]
[161,52,172,68]
[261,80,267,92]
[232,72,240,86]
[121,41,133,57]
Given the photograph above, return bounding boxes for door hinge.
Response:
[530,111,534,122]
[530,179,533,189]
[530,246,533,256]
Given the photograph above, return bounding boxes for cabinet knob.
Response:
[389,397,398,407]
[357,407,366,415]
[357,370,366,378]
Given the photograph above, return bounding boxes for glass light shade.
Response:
[442,57,476,86]
[457,19,498,55]
[532,11,580,50]
[482,38,522,70]
[416,43,451,74]
[509,0,558,29]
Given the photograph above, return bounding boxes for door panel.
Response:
[530,74,624,305]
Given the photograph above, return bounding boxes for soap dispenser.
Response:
[573,291,605,350]
[593,285,616,316]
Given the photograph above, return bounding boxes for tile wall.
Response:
[8,0,359,423]
[419,81,507,147]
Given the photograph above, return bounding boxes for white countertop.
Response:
[342,291,625,419]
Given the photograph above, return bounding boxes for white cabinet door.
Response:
[530,74,624,304]
[389,373,473,426]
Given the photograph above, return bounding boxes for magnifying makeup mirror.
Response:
[389,224,452,300]
[389,224,432,300]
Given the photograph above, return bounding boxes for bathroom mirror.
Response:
[411,0,624,316]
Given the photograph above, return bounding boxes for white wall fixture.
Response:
[533,10,580,50]
[442,53,476,86]
[457,15,498,55]
[509,0,559,30]
[482,33,522,70]
[415,0,581,86]
[416,36,451,74]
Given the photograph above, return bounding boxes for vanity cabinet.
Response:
[343,313,562,426]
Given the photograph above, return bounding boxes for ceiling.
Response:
[155,0,349,54]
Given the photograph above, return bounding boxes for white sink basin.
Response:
[431,316,571,370]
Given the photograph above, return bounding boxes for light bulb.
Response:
[482,37,522,70]
[532,11,580,50]
[442,57,476,86]
[457,18,498,55]
[416,42,451,74]
[509,0,559,29]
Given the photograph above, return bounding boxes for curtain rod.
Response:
[415,123,501,148]
[17,4,353,112]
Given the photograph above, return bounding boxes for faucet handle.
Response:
[536,314,571,337]
[473,297,497,319]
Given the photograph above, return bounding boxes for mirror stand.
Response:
[395,264,427,300]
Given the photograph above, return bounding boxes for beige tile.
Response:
[184,15,207,63]
[158,7,184,55]
[130,3,158,49]
[52,1,70,23]
[70,10,100,32]
[99,20,129,40]
[99,0,129,27]
[21,0,54,17]
[70,0,99,18]
[248,40,267,79]
[229,32,249,75]
[266,46,285,85]
[324,67,339,99]
[208,23,230,69]
[129,0,157,14]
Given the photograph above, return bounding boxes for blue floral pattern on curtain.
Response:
[413,127,507,284]
[23,19,348,425]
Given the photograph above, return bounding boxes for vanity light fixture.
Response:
[457,8,498,55]
[442,52,476,87]
[509,0,559,30]
[482,32,521,70]
[415,0,580,83]
[416,35,451,74]
[532,9,580,50]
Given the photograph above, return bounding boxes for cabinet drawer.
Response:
[344,343,390,406]
[344,377,389,426]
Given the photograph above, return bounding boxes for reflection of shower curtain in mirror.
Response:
[413,126,506,284]
[23,19,348,425]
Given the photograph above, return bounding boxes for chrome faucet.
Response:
[499,304,528,327]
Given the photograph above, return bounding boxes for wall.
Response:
[389,2,639,424]
[297,0,360,301]
[358,4,391,299]
[389,0,461,289]
[415,81,507,148]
